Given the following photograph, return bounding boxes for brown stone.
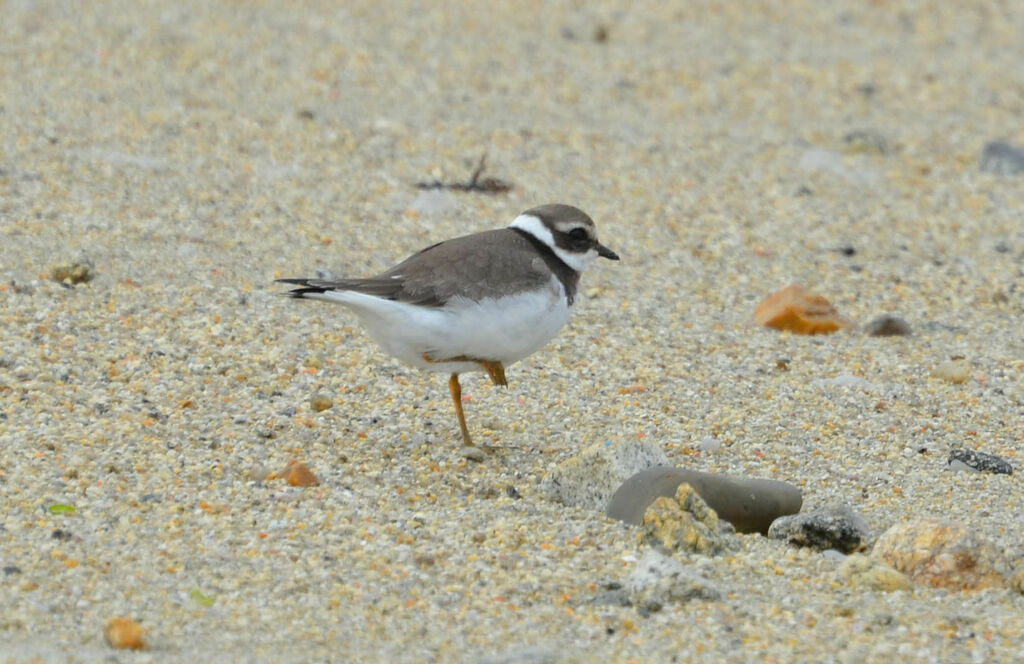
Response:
[754,284,849,334]
[871,518,1009,591]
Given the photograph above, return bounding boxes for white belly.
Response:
[310,276,572,374]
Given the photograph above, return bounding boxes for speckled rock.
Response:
[542,439,669,511]
[626,549,721,612]
[947,449,1013,475]
[642,484,737,555]
[768,505,870,553]
[871,519,1010,591]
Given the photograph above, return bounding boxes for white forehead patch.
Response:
[510,213,597,273]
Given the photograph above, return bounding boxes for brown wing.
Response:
[279,229,553,307]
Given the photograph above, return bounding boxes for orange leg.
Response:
[448,373,473,447]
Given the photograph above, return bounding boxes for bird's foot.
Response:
[478,360,507,387]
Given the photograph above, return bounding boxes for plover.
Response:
[278,204,619,448]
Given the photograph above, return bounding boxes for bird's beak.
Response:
[596,243,620,261]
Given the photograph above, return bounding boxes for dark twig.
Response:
[415,152,512,194]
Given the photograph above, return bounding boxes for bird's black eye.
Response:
[567,228,588,242]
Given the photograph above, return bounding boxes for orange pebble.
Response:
[104,617,145,650]
[754,284,849,335]
[282,460,319,487]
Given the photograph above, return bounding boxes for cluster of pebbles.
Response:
[2,1,1023,662]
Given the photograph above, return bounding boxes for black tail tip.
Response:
[276,278,327,298]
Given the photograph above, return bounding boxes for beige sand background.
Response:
[1,1,1022,662]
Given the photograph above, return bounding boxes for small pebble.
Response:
[754,284,849,335]
[979,140,1024,175]
[948,449,1013,475]
[864,314,912,336]
[697,436,721,452]
[932,358,970,384]
[50,259,96,285]
[767,505,870,553]
[842,129,890,155]
[460,445,486,463]
[310,394,333,412]
[103,617,145,650]
[282,460,319,487]
[810,373,876,391]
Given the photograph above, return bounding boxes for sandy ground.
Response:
[1,1,1022,662]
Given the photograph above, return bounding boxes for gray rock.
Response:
[460,445,486,463]
[865,314,912,336]
[767,504,870,553]
[542,440,669,511]
[979,141,1024,175]
[948,449,1013,475]
[606,466,802,534]
[626,550,721,611]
